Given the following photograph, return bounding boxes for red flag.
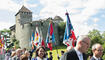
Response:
[70,30,76,47]
[47,43,52,50]
[46,21,55,50]
[41,39,45,47]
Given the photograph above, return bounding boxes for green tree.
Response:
[0,29,10,38]
[88,29,103,47]
[101,31,105,59]
[87,29,104,59]
[58,22,66,45]
[0,29,11,48]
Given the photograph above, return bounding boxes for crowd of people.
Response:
[4,35,104,60]
[60,35,104,60]
[5,47,31,60]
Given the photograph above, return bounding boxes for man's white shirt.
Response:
[74,47,83,60]
[93,55,101,60]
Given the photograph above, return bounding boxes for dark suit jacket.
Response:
[90,57,103,60]
[60,48,87,60]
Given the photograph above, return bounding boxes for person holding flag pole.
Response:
[46,20,60,60]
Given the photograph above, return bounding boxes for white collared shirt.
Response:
[36,56,48,60]
[74,47,83,60]
[93,55,101,60]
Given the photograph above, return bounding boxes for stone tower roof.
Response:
[15,5,32,16]
[19,5,32,12]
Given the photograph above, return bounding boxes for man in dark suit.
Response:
[60,35,91,60]
[90,43,103,60]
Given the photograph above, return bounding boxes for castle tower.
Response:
[15,6,32,49]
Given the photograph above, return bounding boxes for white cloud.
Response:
[39,6,65,19]
[84,0,105,9]
[0,22,12,30]
[23,0,37,8]
[101,14,105,18]
[33,14,39,18]
[74,23,94,36]
[0,0,20,12]
[38,0,105,35]
[0,0,37,12]
[0,0,105,35]
[0,0,38,30]
[92,18,99,23]
[93,24,98,28]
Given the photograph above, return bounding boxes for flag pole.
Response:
[51,20,60,60]
[54,42,60,60]
[50,20,60,60]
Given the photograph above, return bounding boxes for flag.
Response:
[30,30,35,49]
[1,36,4,49]
[0,34,2,49]
[34,26,40,47]
[39,29,45,47]
[63,12,76,47]
[46,21,55,50]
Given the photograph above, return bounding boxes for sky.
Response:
[0,0,105,36]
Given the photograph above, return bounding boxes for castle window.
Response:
[22,12,23,14]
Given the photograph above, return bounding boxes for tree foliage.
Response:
[88,29,103,48]
[58,22,66,45]
[87,29,105,59]
[0,29,10,38]
[0,29,20,49]
[101,31,105,59]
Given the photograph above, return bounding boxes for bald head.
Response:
[76,35,91,53]
[92,43,103,58]
[92,43,102,50]
[76,35,90,45]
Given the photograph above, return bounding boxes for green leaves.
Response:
[88,29,105,59]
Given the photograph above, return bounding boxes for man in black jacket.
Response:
[60,35,91,60]
[90,43,103,60]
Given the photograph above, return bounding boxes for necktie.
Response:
[79,54,83,60]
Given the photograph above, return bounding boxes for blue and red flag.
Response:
[46,21,55,50]
[30,30,35,49]
[63,12,76,47]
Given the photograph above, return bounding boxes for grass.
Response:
[31,45,67,60]
[47,45,67,60]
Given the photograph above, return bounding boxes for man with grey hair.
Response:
[60,35,91,60]
[90,43,103,60]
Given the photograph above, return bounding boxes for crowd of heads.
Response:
[5,47,30,60]
[4,35,104,60]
